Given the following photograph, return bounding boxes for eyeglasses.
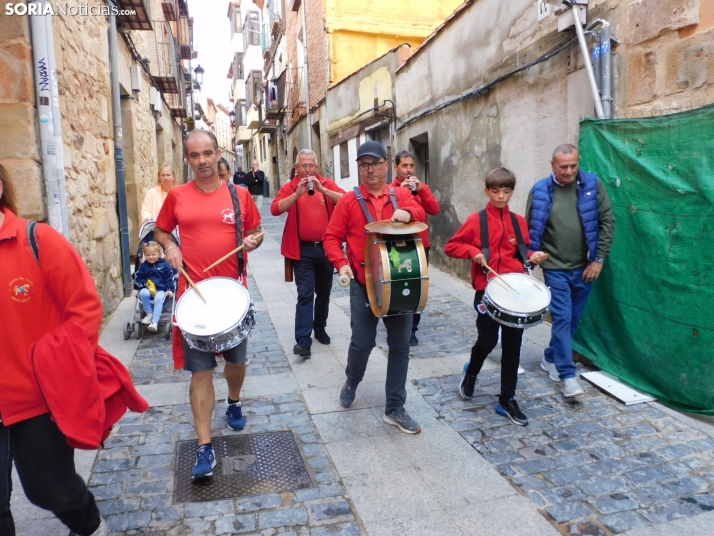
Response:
[358,160,386,171]
[298,164,316,169]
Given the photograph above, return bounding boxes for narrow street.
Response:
[14,202,714,536]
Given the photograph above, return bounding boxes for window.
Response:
[339,142,349,178]
[233,53,244,81]
[233,6,242,33]
[260,136,266,162]
[410,134,430,185]
[243,12,260,49]
[238,100,247,127]
[246,70,263,105]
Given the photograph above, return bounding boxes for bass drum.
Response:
[364,232,429,317]
[176,277,256,353]
[482,272,550,328]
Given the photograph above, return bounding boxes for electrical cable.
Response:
[396,20,604,132]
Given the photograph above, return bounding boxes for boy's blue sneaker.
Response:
[226,399,246,430]
[496,398,528,426]
[459,362,477,400]
[191,445,216,480]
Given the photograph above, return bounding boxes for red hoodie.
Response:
[0,209,102,425]
[393,178,440,248]
[444,202,532,291]
[270,174,345,260]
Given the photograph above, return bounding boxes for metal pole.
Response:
[301,2,312,151]
[592,30,602,95]
[108,12,133,297]
[601,23,613,119]
[570,4,605,119]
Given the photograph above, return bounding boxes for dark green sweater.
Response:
[526,178,615,271]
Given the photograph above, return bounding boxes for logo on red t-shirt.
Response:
[508,235,517,246]
[221,209,236,225]
[9,277,33,303]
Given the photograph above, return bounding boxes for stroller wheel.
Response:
[137,322,146,339]
[123,322,132,340]
[164,322,172,340]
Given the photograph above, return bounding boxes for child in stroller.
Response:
[134,241,175,332]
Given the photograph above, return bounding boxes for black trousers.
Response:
[293,244,334,349]
[468,291,523,403]
[0,413,100,536]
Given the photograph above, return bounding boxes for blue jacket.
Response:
[529,170,600,262]
[134,258,175,292]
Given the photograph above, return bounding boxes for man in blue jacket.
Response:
[526,144,615,398]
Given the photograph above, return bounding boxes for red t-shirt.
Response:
[297,192,330,242]
[156,181,261,287]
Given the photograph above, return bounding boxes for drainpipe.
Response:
[108,12,133,297]
[29,0,70,237]
[301,3,312,151]
[592,31,602,96]
[601,23,613,119]
[568,3,605,119]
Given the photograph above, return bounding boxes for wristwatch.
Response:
[594,256,604,263]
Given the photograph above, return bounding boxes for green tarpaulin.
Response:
[574,104,714,415]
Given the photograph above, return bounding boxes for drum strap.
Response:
[353,187,400,225]
[478,209,491,265]
[509,212,532,270]
[478,209,531,270]
[227,183,245,277]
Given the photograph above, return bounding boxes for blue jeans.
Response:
[139,288,167,323]
[543,267,592,380]
[0,414,100,536]
[346,281,412,413]
[293,245,334,349]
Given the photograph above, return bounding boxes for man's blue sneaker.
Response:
[226,399,247,430]
[496,397,528,426]
[191,445,216,480]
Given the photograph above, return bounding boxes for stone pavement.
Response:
[13,199,714,535]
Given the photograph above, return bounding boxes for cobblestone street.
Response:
[15,201,714,536]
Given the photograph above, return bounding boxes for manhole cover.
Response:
[174,431,312,503]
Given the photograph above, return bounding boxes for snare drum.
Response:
[176,277,256,353]
[364,232,429,317]
[482,273,550,328]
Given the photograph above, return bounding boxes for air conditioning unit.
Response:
[150,87,162,108]
[131,64,143,93]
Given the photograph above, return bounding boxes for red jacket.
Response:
[393,178,440,248]
[270,174,345,260]
[0,209,103,425]
[444,203,532,291]
[323,184,426,285]
[32,321,149,449]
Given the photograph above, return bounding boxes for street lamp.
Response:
[229,110,236,125]
[193,64,204,86]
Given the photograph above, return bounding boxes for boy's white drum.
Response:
[176,277,255,352]
[482,273,550,328]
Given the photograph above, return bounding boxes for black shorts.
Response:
[182,338,248,373]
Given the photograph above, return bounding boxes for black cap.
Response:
[356,141,387,161]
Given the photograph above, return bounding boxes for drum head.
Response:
[486,273,550,313]
[364,220,427,235]
[177,277,250,336]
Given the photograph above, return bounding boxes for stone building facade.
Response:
[0,1,191,314]
[393,0,714,282]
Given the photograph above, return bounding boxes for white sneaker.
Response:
[141,314,152,325]
[147,321,158,332]
[562,377,585,398]
[517,365,525,375]
[540,358,560,382]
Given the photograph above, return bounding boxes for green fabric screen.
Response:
[574,104,714,415]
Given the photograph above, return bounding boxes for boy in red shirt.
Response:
[445,168,547,426]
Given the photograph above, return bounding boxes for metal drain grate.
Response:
[174,431,313,503]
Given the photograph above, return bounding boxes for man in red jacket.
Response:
[393,151,440,345]
[271,150,345,357]
[323,141,426,434]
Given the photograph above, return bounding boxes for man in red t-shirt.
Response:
[393,150,440,346]
[271,149,345,357]
[323,141,425,435]
[155,130,263,481]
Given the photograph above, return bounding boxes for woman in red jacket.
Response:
[0,165,105,536]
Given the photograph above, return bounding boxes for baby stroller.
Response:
[123,221,180,340]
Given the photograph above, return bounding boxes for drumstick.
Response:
[179,266,207,304]
[483,262,520,295]
[203,232,265,272]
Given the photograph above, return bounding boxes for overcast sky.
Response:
[191,1,233,109]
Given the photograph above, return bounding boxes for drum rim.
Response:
[176,276,252,336]
[483,273,551,312]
